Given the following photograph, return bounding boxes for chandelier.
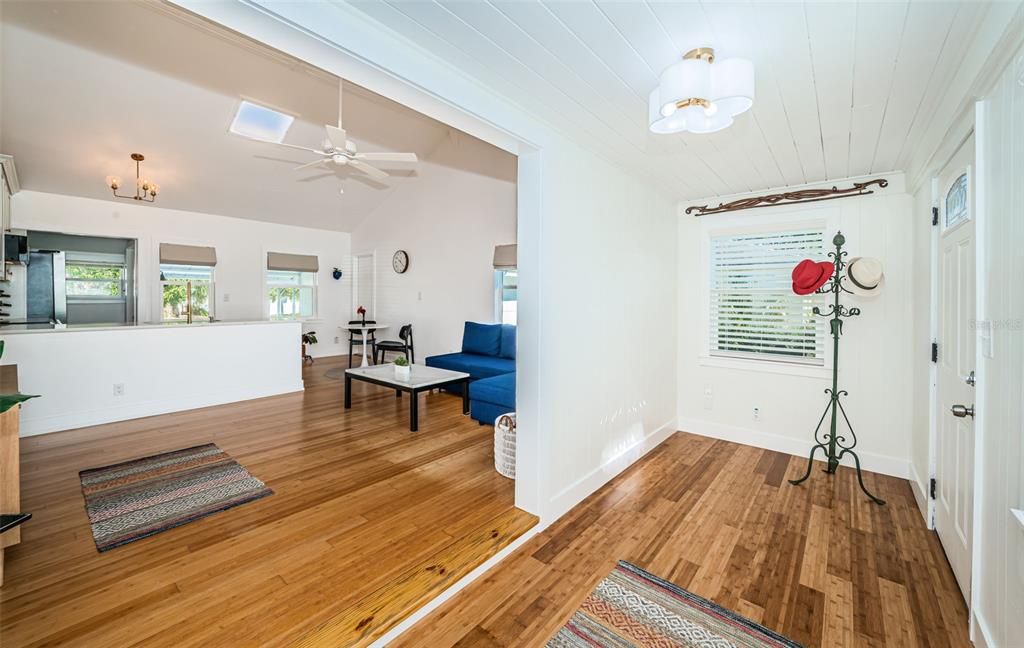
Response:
[106,153,159,202]
[649,48,754,135]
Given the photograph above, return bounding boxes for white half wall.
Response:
[10,190,352,357]
[677,175,914,479]
[0,321,303,436]
[349,131,517,360]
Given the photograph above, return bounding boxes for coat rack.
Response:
[789,231,885,505]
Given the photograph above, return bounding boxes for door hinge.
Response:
[929,478,937,499]
[931,342,938,363]
[932,207,939,226]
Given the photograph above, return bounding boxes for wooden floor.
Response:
[395,433,971,648]
[0,355,535,647]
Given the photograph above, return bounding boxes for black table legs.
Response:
[461,380,469,415]
[344,374,352,409]
[410,390,419,432]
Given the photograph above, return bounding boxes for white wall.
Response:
[170,0,680,524]
[0,321,302,436]
[677,175,914,479]
[972,46,1024,648]
[10,190,352,357]
[349,131,517,361]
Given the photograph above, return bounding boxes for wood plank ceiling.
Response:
[345,0,989,200]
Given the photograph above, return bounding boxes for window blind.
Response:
[267,252,319,273]
[160,243,217,266]
[709,228,826,364]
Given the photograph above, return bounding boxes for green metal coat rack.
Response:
[789,231,886,505]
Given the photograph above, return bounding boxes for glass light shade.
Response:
[686,110,734,134]
[658,59,710,117]
[105,175,120,189]
[649,89,683,133]
[711,57,754,116]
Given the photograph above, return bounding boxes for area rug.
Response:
[547,561,803,648]
[79,443,273,552]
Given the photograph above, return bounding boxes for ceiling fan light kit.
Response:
[649,47,754,135]
[106,153,159,202]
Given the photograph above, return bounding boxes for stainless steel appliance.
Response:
[26,250,66,324]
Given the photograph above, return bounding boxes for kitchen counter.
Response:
[0,319,298,335]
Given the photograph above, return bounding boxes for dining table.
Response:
[338,322,390,367]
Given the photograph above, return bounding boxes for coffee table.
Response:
[344,364,470,432]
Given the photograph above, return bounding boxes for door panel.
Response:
[935,134,975,603]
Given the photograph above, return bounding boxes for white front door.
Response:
[935,133,976,603]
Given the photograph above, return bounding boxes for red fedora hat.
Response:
[791,259,835,295]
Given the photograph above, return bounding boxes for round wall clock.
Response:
[392,250,409,274]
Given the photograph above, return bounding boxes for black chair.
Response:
[348,320,378,367]
[376,324,415,365]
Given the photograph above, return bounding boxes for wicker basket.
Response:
[494,413,516,479]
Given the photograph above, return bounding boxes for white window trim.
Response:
[494,268,517,324]
[699,214,836,377]
[262,247,320,322]
[159,265,216,323]
[266,270,319,321]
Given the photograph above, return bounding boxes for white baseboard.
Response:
[19,381,305,437]
[677,417,911,480]
[972,609,996,648]
[544,418,677,524]
[369,525,541,647]
[908,461,933,527]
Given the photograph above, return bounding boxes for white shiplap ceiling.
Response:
[344,0,992,200]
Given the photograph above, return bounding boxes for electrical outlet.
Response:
[334,336,339,344]
[223,293,230,303]
[113,383,125,397]
[753,406,760,420]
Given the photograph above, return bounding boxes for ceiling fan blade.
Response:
[293,159,326,171]
[349,159,389,182]
[274,141,327,155]
[325,125,348,150]
[355,152,418,163]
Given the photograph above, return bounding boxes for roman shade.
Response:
[267,252,319,273]
[493,244,517,270]
[159,243,217,267]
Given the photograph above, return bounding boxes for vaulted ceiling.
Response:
[345,0,992,199]
[0,1,481,232]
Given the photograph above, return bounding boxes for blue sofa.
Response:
[425,322,515,424]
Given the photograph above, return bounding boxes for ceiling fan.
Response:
[274,80,418,190]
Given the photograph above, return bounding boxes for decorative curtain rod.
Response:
[685,178,888,217]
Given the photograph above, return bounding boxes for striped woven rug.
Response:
[79,443,273,552]
[547,561,803,648]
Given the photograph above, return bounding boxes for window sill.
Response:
[698,355,831,379]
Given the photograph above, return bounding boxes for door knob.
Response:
[951,404,975,418]
[964,370,976,387]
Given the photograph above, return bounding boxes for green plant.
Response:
[0,341,40,413]
[393,356,409,367]
[302,331,318,345]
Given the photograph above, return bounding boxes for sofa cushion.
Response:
[426,352,515,381]
[462,322,502,356]
[499,324,516,360]
[469,372,515,406]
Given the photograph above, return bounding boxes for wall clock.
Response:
[392,250,409,274]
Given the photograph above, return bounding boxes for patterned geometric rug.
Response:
[79,443,273,552]
[547,561,803,648]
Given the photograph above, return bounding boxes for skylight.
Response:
[229,100,295,143]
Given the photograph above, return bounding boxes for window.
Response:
[267,270,316,320]
[66,263,124,298]
[709,228,826,365]
[229,100,295,143]
[495,269,517,325]
[944,173,969,229]
[160,264,214,323]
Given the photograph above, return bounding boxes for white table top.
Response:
[345,364,469,389]
[338,323,389,331]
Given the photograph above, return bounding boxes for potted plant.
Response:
[393,356,411,380]
[357,306,366,326]
[301,331,317,365]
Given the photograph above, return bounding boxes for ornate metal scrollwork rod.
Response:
[788,231,886,505]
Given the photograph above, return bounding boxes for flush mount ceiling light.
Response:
[105,153,159,202]
[649,47,754,135]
